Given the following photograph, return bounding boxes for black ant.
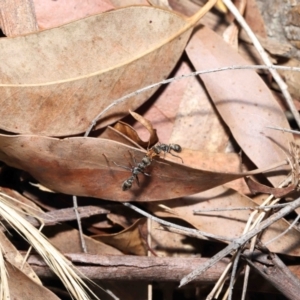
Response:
[114,143,183,191]
[150,143,183,163]
[114,155,152,191]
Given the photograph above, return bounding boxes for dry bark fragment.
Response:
[244,250,300,300]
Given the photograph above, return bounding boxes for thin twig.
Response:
[193,203,289,214]
[264,214,300,247]
[0,239,9,300]
[206,262,232,300]
[0,205,109,228]
[222,267,244,300]
[73,196,87,253]
[147,217,152,300]
[244,251,300,299]
[122,202,233,242]
[84,64,300,136]
[228,250,241,300]
[223,0,300,128]
[206,184,286,297]
[30,254,231,283]
[241,236,257,300]
[83,0,218,137]
[179,196,300,287]
[266,126,300,135]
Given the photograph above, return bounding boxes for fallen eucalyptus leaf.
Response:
[0,3,215,136]
[147,185,300,256]
[93,218,147,255]
[186,25,293,186]
[246,177,296,197]
[0,134,267,201]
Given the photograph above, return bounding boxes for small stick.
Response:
[228,250,242,300]
[123,202,233,242]
[266,126,300,135]
[147,217,152,300]
[263,214,300,247]
[241,236,258,300]
[179,195,300,287]
[244,251,300,299]
[73,195,87,253]
[223,0,300,128]
[84,64,300,137]
[206,261,232,300]
[193,203,290,214]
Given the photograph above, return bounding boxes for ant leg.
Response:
[142,171,151,177]
[133,156,138,166]
[128,150,139,166]
[135,174,140,186]
[169,152,184,163]
[113,161,132,171]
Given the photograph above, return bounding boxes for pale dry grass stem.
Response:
[0,242,9,300]
[0,192,100,300]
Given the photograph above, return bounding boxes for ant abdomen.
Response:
[169,144,182,153]
[122,176,134,191]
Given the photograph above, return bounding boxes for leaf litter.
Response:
[0,1,215,136]
[2,0,300,299]
[0,133,283,201]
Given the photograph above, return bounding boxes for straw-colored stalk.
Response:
[0,192,100,300]
[0,241,9,300]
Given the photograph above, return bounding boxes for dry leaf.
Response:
[44,224,123,255]
[186,25,293,186]
[276,58,300,100]
[179,148,249,193]
[0,230,41,284]
[93,218,147,255]
[0,6,193,136]
[129,111,159,147]
[106,205,142,229]
[246,177,296,197]
[133,58,231,151]
[114,113,159,148]
[260,218,300,256]
[0,134,253,201]
[168,60,231,151]
[147,185,300,256]
[244,0,267,38]
[142,219,200,257]
[148,0,172,9]
[100,125,143,148]
[111,0,149,7]
[148,186,254,239]
[113,122,148,147]
[132,60,192,143]
[34,0,114,29]
[7,261,60,300]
